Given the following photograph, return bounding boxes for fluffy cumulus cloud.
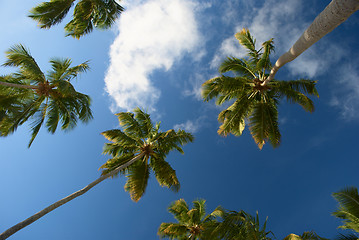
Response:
[105,0,200,112]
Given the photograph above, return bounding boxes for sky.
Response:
[0,0,358,239]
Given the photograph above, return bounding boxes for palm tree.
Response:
[264,0,359,84]
[0,44,92,147]
[202,29,318,149]
[29,0,124,39]
[100,108,194,202]
[158,199,223,240]
[0,108,193,239]
[332,187,359,240]
[214,210,273,240]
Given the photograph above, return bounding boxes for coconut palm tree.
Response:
[0,108,193,239]
[332,187,359,240]
[158,199,223,240]
[29,0,124,39]
[0,44,92,147]
[264,0,359,85]
[100,108,194,202]
[213,210,274,240]
[202,29,319,149]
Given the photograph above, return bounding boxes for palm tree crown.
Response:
[0,44,92,147]
[213,210,273,240]
[202,29,319,149]
[100,108,194,202]
[29,0,124,39]
[332,187,359,239]
[158,199,223,240]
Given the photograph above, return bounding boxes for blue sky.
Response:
[0,0,358,239]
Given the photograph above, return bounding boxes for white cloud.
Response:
[105,0,201,112]
[173,116,207,133]
[210,0,351,81]
[330,63,359,120]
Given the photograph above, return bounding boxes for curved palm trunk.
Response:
[0,81,38,90]
[263,0,359,85]
[0,152,145,240]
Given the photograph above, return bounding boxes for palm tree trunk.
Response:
[263,0,359,85]
[0,81,38,90]
[0,152,145,240]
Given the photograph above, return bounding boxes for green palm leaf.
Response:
[124,159,150,202]
[235,28,259,62]
[333,187,359,233]
[150,157,180,192]
[249,99,280,149]
[29,0,124,38]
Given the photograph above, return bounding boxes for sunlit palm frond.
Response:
[219,57,257,78]
[249,99,280,149]
[116,111,144,139]
[150,157,180,192]
[124,160,150,202]
[235,28,259,62]
[133,107,154,137]
[158,222,188,239]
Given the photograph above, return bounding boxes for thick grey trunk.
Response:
[0,153,145,240]
[264,0,359,85]
[0,81,38,90]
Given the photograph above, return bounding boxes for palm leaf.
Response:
[2,44,45,83]
[257,38,274,72]
[124,159,150,202]
[235,28,259,62]
[333,187,359,233]
[150,157,180,192]
[249,99,280,149]
[219,57,257,78]
[29,0,75,28]
[158,222,188,239]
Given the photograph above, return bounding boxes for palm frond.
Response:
[158,222,188,239]
[28,103,48,147]
[249,99,280,149]
[124,159,150,202]
[150,157,180,192]
[133,107,154,137]
[257,38,274,72]
[333,187,359,233]
[2,44,45,83]
[219,57,257,78]
[168,199,190,224]
[116,111,144,139]
[99,153,136,176]
[29,0,75,28]
[235,28,259,62]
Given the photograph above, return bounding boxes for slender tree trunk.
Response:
[0,153,145,240]
[0,81,38,90]
[263,0,359,85]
